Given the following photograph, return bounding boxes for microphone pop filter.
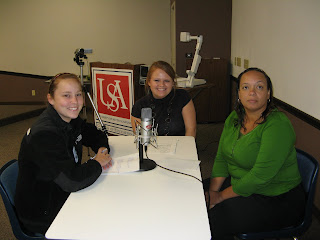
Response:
[141,108,152,120]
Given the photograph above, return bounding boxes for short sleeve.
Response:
[177,89,191,108]
[131,100,142,118]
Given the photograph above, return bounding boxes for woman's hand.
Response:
[207,186,240,209]
[94,147,112,169]
[206,177,226,209]
[131,116,141,135]
[208,190,224,209]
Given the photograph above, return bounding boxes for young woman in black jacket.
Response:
[15,73,112,235]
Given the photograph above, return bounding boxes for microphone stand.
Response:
[74,49,108,139]
[139,143,156,171]
[83,85,108,137]
[136,122,156,171]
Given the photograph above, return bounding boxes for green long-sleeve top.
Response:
[211,109,301,197]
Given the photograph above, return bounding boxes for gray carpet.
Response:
[0,106,320,239]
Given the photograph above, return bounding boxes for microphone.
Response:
[140,108,153,146]
[138,108,157,171]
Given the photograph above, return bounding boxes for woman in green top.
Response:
[206,68,305,240]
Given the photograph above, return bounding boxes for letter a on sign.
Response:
[91,67,134,135]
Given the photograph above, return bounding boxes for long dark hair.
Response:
[235,67,275,129]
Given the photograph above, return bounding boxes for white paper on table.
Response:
[148,138,178,154]
[102,153,139,174]
[156,158,201,171]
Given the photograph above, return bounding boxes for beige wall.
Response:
[0,0,171,76]
[231,0,320,121]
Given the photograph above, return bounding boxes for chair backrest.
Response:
[0,160,19,205]
[296,148,319,230]
[0,159,44,240]
[296,149,318,193]
[238,148,319,239]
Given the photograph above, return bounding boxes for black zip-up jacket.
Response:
[15,104,109,234]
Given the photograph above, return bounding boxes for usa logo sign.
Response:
[96,73,130,119]
[91,67,134,136]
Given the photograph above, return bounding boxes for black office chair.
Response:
[0,159,44,240]
[237,148,319,240]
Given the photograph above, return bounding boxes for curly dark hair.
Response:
[234,67,275,130]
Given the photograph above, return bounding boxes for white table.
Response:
[45,136,211,240]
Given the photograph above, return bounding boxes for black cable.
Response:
[144,146,202,183]
[156,163,202,183]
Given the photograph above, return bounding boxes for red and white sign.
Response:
[91,67,134,136]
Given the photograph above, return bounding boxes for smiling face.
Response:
[238,70,270,115]
[47,77,84,122]
[148,68,174,99]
